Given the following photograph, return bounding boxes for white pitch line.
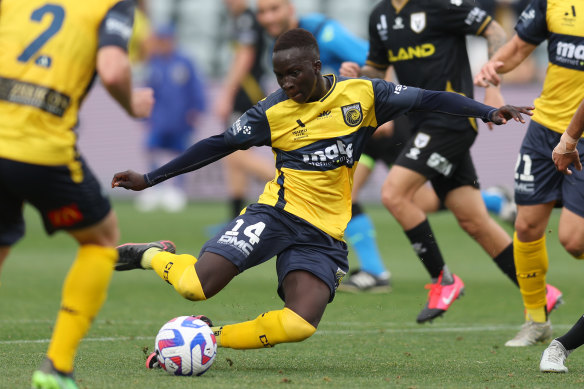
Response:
[0,324,573,345]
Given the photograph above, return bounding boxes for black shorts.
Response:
[200,203,349,303]
[361,115,411,167]
[394,127,479,201]
[0,156,111,245]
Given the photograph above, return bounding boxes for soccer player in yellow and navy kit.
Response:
[111,28,530,356]
[476,0,584,347]
[0,0,154,387]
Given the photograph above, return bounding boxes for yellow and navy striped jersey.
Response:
[516,0,584,134]
[0,0,134,165]
[225,75,421,240]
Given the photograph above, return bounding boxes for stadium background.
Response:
[80,0,546,202]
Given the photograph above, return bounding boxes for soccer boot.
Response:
[337,269,391,293]
[540,339,571,373]
[546,284,563,314]
[484,185,517,225]
[115,240,176,271]
[505,319,552,347]
[31,358,78,389]
[416,272,464,324]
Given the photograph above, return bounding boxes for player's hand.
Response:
[130,87,155,118]
[483,86,505,130]
[552,148,582,175]
[490,105,534,125]
[111,170,148,191]
[474,60,504,88]
[339,62,361,78]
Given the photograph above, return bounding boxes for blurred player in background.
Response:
[475,0,584,347]
[339,0,561,324]
[215,0,274,224]
[539,98,584,372]
[135,24,206,213]
[111,28,531,356]
[0,0,154,387]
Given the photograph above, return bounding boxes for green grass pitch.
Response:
[1,201,584,388]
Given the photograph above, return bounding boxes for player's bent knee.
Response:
[280,308,316,343]
[175,265,207,301]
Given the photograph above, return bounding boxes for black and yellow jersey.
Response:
[516,0,584,134]
[0,0,134,165]
[224,75,420,240]
[366,0,493,131]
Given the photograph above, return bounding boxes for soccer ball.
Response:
[154,315,217,376]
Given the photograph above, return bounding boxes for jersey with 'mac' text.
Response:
[516,0,584,134]
[366,0,493,131]
[0,0,134,165]
[225,75,421,240]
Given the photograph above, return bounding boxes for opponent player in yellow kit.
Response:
[112,28,530,357]
[475,0,584,346]
[0,1,153,387]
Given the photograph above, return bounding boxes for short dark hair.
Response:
[273,28,319,56]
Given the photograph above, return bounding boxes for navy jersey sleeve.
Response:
[225,103,271,149]
[372,79,423,123]
[98,0,135,50]
[515,0,548,46]
[438,0,493,36]
[365,5,390,69]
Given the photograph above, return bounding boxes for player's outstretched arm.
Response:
[552,99,584,175]
[112,134,238,190]
[474,35,537,88]
[112,170,147,190]
[489,105,535,125]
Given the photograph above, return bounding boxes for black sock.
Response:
[557,315,584,351]
[492,243,518,287]
[231,198,245,219]
[405,219,445,279]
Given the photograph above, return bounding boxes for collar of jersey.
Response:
[319,74,337,102]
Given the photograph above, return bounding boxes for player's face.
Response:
[257,0,292,38]
[273,47,321,104]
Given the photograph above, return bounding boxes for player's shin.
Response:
[151,252,206,301]
[47,245,117,373]
[216,308,316,349]
[514,232,548,322]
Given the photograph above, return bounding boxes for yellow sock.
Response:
[151,252,205,301]
[47,245,117,373]
[513,232,548,322]
[218,308,316,349]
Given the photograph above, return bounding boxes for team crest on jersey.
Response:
[341,103,363,127]
[410,12,426,33]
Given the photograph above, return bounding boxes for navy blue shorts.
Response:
[394,126,479,202]
[200,203,349,303]
[0,156,111,245]
[515,121,584,217]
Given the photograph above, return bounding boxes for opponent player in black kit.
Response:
[340,0,562,323]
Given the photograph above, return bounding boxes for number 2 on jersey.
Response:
[17,4,65,64]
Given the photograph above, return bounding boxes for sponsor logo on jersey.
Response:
[393,84,409,95]
[293,119,309,140]
[555,41,584,67]
[105,17,133,40]
[450,0,462,6]
[388,43,435,62]
[464,7,487,26]
[410,12,426,33]
[341,103,363,127]
[317,110,332,119]
[302,139,354,167]
[393,16,404,30]
[377,14,389,40]
[233,117,251,135]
